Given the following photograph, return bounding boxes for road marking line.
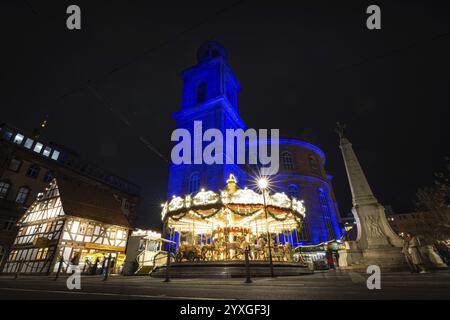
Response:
[0,287,230,300]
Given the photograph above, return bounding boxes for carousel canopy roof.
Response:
[161,174,306,223]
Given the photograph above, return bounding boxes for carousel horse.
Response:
[175,243,202,262]
[254,236,267,260]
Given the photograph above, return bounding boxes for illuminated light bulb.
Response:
[257,178,269,190]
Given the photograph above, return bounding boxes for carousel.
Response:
[154,174,312,278]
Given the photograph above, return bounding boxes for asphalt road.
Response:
[0,270,449,300]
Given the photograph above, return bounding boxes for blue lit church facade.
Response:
[167,42,341,245]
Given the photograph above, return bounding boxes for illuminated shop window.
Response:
[281,151,294,169]
[42,146,52,157]
[24,138,34,149]
[188,172,200,194]
[51,150,60,160]
[33,142,43,153]
[0,181,11,199]
[15,186,30,204]
[13,133,24,145]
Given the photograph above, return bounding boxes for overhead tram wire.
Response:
[87,84,169,163]
[334,31,450,73]
[37,0,246,162]
[43,0,246,114]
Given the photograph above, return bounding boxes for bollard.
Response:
[14,259,24,280]
[244,246,252,283]
[164,244,171,283]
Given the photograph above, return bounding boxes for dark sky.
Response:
[1,0,449,228]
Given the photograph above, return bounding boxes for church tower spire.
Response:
[167,41,247,197]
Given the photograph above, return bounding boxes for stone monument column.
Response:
[336,123,407,270]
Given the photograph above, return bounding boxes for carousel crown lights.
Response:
[160,174,307,263]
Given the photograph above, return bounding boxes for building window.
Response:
[318,188,335,239]
[26,165,40,179]
[281,151,294,170]
[36,248,48,260]
[308,155,320,174]
[33,142,43,153]
[13,133,24,145]
[42,146,52,157]
[3,216,18,231]
[8,158,22,172]
[0,181,11,199]
[51,150,60,160]
[15,186,30,204]
[24,138,34,149]
[0,245,4,266]
[197,82,207,104]
[288,184,300,199]
[188,172,200,194]
[2,130,13,141]
[43,171,54,183]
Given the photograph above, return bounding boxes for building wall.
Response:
[387,212,434,237]
[0,126,140,269]
[271,140,341,244]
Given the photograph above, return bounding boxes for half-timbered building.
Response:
[2,176,131,275]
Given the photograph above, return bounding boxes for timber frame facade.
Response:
[2,179,130,275]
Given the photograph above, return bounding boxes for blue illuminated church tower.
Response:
[167,41,342,244]
[168,41,247,197]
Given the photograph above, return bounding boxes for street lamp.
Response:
[257,177,275,278]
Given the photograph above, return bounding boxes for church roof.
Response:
[56,176,131,228]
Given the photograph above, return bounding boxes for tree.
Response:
[415,169,450,241]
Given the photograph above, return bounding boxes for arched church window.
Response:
[318,188,335,239]
[288,184,300,199]
[188,173,200,194]
[308,155,319,174]
[281,151,294,170]
[197,82,207,104]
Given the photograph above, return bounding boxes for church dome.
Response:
[197,41,228,62]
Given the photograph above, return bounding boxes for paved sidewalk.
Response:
[0,270,449,300]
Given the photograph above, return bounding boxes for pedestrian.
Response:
[333,250,340,268]
[91,257,99,275]
[326,249,335,270]
[408,235,428,273]
[402,234,415,272]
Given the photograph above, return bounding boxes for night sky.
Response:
[1,0,449,228]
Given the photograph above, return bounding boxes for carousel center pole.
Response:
[258,178,275,278]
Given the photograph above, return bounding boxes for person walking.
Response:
[326,249,335,270]
[333,250,340,268]
[409,235,428,273]
[402,234,415,272]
